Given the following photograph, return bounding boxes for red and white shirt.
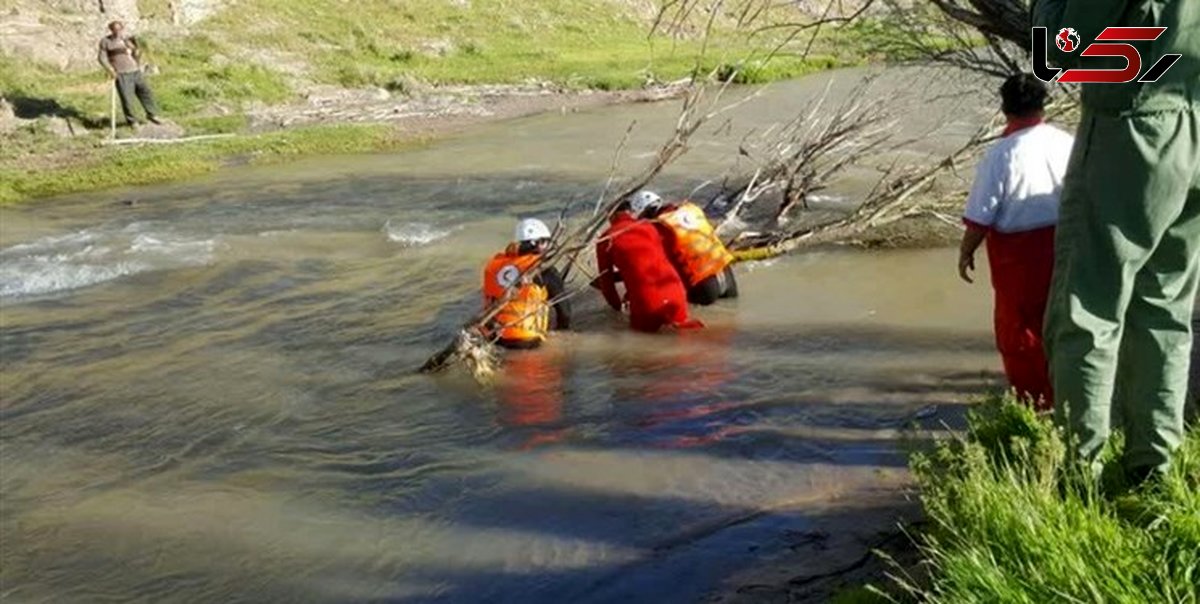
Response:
[963,124,1075,233]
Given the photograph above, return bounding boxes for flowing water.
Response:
[1,68,1001,602]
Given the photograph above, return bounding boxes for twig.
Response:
[596,121,638,216]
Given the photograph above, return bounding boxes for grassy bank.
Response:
[872,396,1199,602]
[0,0,857,130]
[213,0,856,91]
[0,124,421,204]
[1,0,885,204]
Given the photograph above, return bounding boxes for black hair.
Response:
[1000,74,1048,117]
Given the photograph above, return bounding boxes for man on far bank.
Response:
[98,20,162,127]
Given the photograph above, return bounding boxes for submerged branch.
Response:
[419,77,746,375]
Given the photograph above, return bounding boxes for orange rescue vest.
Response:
[657,202,734,286]
[482,247,551,343]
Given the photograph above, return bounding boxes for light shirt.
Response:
[963,123,1075,233]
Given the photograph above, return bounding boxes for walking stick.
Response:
[109,78,117,141]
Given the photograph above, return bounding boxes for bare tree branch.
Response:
[419,76,755,375]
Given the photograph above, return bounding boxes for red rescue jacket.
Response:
[595,212,694,329]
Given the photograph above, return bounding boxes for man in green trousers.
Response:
[97,20,162,127]
[1033,0,1199,482]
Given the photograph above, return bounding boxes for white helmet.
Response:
[514,218,552,243]
[629,190,663,217]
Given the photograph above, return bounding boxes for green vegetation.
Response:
[0,124,422,204]
[890,396,1199,602]
[1,0,890,203]
[2,0,864,134]
[206,0,859,90]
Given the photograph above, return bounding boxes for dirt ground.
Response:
[243,81,690,137]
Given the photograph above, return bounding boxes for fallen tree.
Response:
[419,79,754,376]
[723,115,1000,258]
[417,74,999,377]
[419,0,1054,376]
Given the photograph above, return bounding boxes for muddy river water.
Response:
[1,69,1003,602]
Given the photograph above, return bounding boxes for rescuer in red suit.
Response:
[595,203,702,333]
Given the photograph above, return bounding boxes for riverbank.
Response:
[0,82,693,204]
[1,0,886,205]
[709,392,1200,603]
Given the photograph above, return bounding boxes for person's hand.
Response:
[107,68,118,80]
[958,251,975,284]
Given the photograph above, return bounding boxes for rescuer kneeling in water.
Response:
[957,74,1074,410]
[482,218,571,349]
[630,191,738,306]
[595,200,702,333]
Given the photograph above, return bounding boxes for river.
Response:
[0,68,1002,602]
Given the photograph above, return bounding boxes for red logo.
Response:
[1056,28,1080,52]
[1032,26,1182,84]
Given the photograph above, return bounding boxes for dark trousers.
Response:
[687,265,739,306]
[115,71,159,124]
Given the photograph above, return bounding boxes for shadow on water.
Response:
[1,154,1003,601]
[372,499,923,604]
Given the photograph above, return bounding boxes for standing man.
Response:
[958,74,1074,410]
[1034,0,1200,482]
[98,20,162,127]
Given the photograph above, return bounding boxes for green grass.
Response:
[895,395,1200,602]
[0,38,292,131]
[205,0,851,91]
[0,124,423,204]
[0,0,889,203]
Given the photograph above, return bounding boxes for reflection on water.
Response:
[0,68,999,602]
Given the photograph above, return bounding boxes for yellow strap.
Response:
[731,246,783,263]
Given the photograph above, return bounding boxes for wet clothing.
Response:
[482,247,570,349]
[1035,0,1200,475]
[687,265,739,306]
[98,34,160,126]
[652,202,736,305]
[963,121,1074,408]
[596,212,697,333]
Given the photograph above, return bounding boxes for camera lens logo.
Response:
[1056,27,1081,52]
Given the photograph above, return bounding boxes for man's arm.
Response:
[126,36,142,64]
[959,149,1004,283]
[958,226,987,284]
[537,266,572,331]
[594,240,623,311]
[97,40,115,76]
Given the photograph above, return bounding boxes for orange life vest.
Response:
[481,246,551,343]
[657,201,734,286]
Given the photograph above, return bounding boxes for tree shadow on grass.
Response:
[8,94,108,129]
